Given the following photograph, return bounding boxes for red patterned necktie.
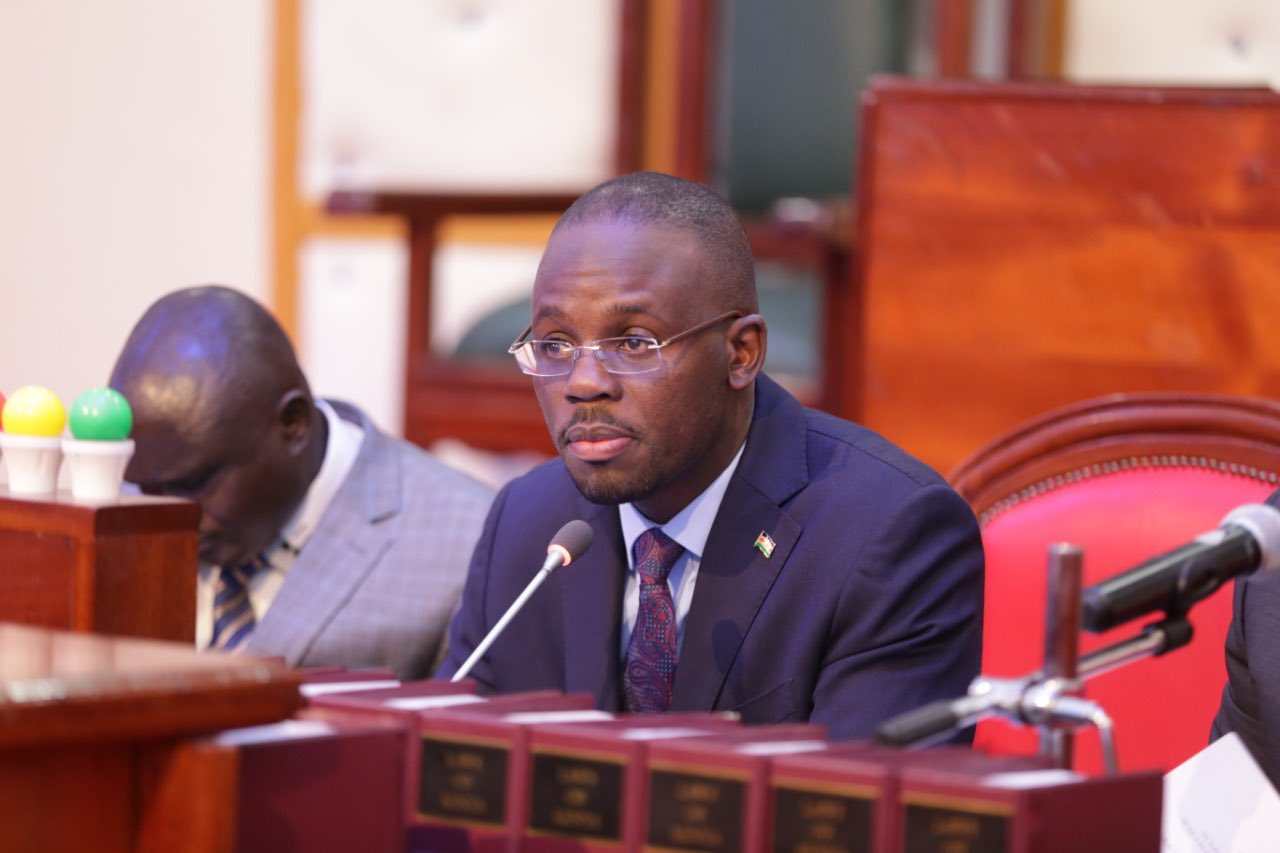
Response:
[624,528,685,713]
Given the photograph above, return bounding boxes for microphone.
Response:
[874,694,1000,747]
[876,675,1117,771]
[451,520,594,682]
[545,519,594,573]
[875,676,1027,746]
[1081,503,1280,632]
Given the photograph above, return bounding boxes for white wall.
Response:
[295,0,618,436]
[1065,0,1280,87]
[0,2,270,406]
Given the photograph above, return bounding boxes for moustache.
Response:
[556,407,639,449]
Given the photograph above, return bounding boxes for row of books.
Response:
[203,670,1163,852]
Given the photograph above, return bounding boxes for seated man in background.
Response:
[438,172,984,738]
[1212,487,1280,788]
[110,286,493,678]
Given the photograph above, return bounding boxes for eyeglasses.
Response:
[508,311,743,377]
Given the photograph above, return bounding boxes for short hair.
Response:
[112,286,309,435]
[553,172,758,313]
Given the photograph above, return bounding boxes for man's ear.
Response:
[276,390,314,451]
[726,314,767,391]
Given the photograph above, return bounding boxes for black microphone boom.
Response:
[451,520,595,682]
[1081,503,1280,633]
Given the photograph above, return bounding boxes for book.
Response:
[522,713,743,852]
[769,747,1048,853]
[896,760,1162,852]
[638,725,831,853]
[405,692,605,853]
[207,715,408,852]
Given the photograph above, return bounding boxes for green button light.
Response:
[69,387,133,441]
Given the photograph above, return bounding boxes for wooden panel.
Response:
[0,623,301,749]
[0,531,75,627]
[0,744,134,852]
[94,529,199,641]
[0,623,299,853]
[0,492,198,641]
[852,79,1280,473]
[136,739,239,853]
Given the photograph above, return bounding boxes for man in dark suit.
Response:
[111,286,493,678]
[438,172,984,738]
[1212,488,1280,787]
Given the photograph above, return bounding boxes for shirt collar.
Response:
[618,441,746,567]
[266,399,364,563]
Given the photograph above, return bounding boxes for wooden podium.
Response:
[0,489,198,642]
[0,622,301,852]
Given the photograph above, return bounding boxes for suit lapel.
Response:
[670,485,801,710]
[561,501,627,710]
[670,375,810,711]
[248,409,400,665]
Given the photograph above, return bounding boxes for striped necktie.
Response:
[624,528,685,713]
[209,559,263,651]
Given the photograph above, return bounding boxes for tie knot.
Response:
[223,555,267,589]
[633,527,684,584]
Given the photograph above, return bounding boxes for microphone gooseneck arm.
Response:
[450,519,595,684]
[451,550,562,683]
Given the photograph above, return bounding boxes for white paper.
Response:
[386,694,488,711]
[214,719,337,747]
[501,709,616,725]
[300,679,401,697]
[1162,732,1280,852]
[734,740,829,757]
[621,727,714,741]
[982,769,1083,789]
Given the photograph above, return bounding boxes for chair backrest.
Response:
[949,393,1280,774]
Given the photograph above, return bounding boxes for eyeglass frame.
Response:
[507,310,745,377]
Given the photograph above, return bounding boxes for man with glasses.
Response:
[439,172,983,739]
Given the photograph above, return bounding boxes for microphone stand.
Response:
[879,542,1203,774]
[1039,543,1084,769]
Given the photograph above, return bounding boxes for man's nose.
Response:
[563,348,620,402]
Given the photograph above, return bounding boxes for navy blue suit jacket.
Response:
[1211,487,1280,787]
[438,375,984,739]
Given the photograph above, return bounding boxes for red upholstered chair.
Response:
[949,394,1280,774]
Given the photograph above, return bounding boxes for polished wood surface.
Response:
[853,79,1280,473]
[0,623,300,748]
[0,623,300,852]
[0,490,198,641]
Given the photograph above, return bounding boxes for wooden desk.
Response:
[0,623,300,852]
[0,490,198,641]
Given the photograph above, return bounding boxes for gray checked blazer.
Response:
[242,400,493,678]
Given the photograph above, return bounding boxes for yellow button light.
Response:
[2,385,68,437]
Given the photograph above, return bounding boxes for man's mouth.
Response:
[563,423,636,463]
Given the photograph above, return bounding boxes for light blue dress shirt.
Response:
[618,442,746,661]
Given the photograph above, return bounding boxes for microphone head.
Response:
[1221,503,1280,572]
[547,519,594,567]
